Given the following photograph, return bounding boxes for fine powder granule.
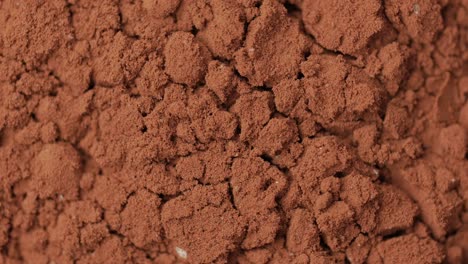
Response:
[0,0,467,263]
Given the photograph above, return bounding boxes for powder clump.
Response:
[234,0,309,86]
[197,0,245,59]
[375,185,419,235]
[0,0,72,69]
[142,0,181,18]
[164,32,211,86]
[385,0,444,43]
[303,0,385,55]
[161,184,244,263]
[372,234,445,263]
[31,143,82,200]
[119,189,163,248]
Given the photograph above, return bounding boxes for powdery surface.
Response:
[0,0,467,264]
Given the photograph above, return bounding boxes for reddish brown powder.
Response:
[0,0,467,264]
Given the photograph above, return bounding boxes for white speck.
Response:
[58,195,64,201]
[175,247,187,259]
[275,181,279,184]
[373,169,379,176]
[248,48,255,56]
[413,4,420,15]
[450,178,458,187]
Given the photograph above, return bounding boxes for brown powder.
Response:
[161,184,244,263]
[31,143,82,200]
[0,0,467,264]
[302,0,385,55]
[164,32,211,86]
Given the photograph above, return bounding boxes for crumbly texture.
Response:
[0,0,467,264]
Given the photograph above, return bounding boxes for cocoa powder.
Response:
[0,0,467,263]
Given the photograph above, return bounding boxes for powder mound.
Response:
[283,136,355,221]
[286,209,321,254]
[0,56,23,83]
[300,54,385,125]
[340,173,380,233]
[91,175,128,212]
[316,201,360,251]
[435,124,467,159]
[231,91,274,142]
[178,144,234,185]
[375,185,419,236]
[253,117,299,158]
[120,0,175,39]
[205,61,236,103]
[77,236,127,264]
[175,0,213,32]
[369,42,412,95]
[135,53,169,99]
[385,0,443,43]
[161,184,244,263]
[91,32,150,87]
[302,0,385,55]
[394,161,463,239]
[291,136,351,189]
[272,79,303,115]
[31,143,82,200]
[197,0,245,59]
[353,124,380,164]
[234,0,309,86]
[164,32,211,86]
[187,89,239,143]
[80,222,108,250]
[0,0,72,68]
[142,0,181,18]
[301,54,348,121]
[372,234,445,263]
[231,157,287,249]
[383,101,411,140]
[119,189,162,248]
[48,46,92,96]
[71,0,120,40]
[175,155,204,182]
